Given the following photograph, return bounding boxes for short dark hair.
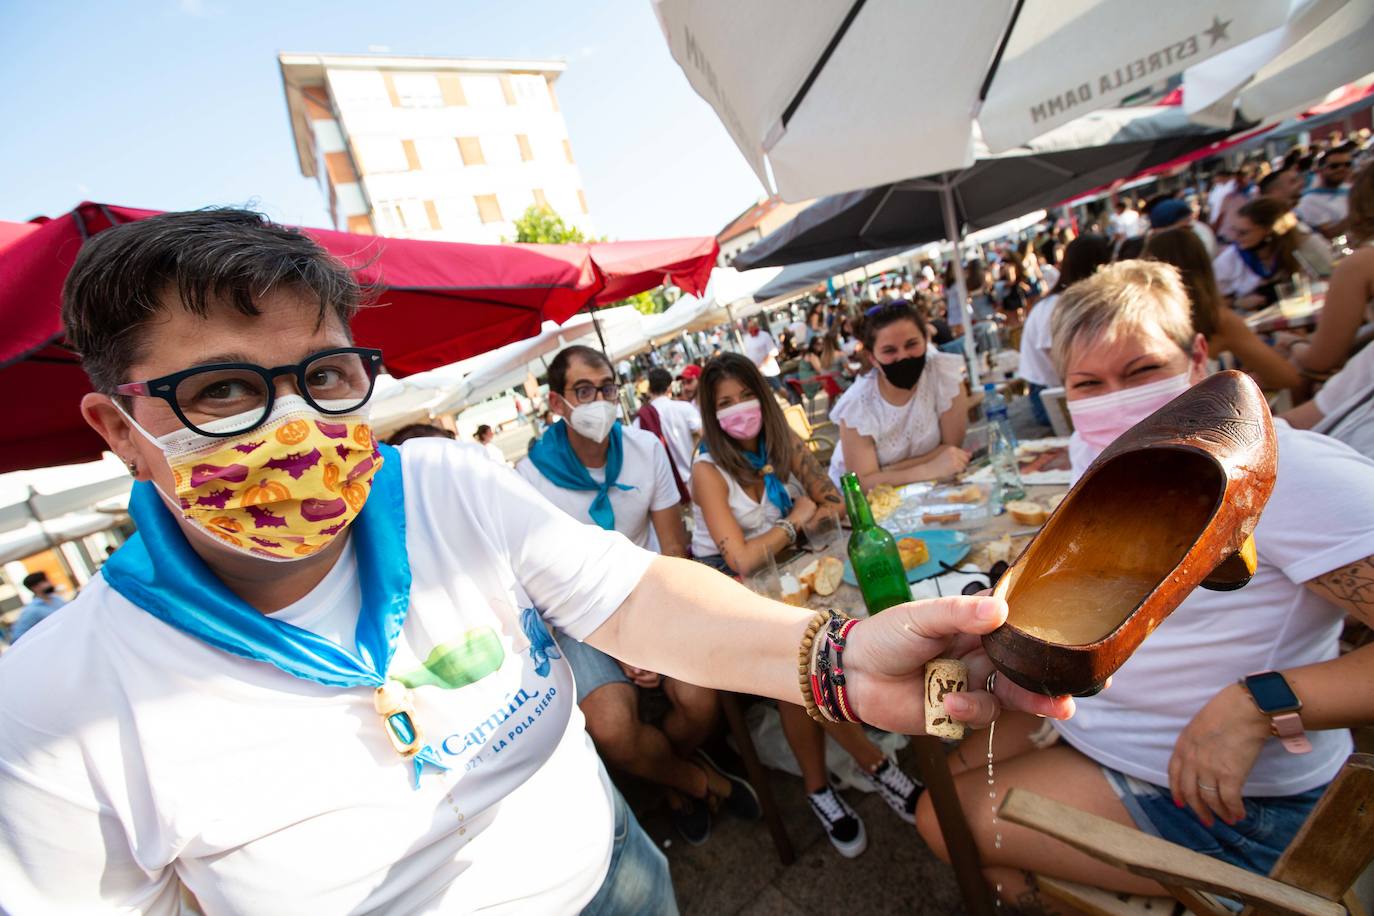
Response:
[858,301,925,352]
[475,424,493,440]
[62,208,364,394]
[647,367,673,395]
[386,423,455,446]
[21,572,49,592]
[1052,234,1113,293]
[548,344,612,395]
[1258,170,1289,194]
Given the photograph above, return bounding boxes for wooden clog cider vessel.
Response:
[983,371,1277,697]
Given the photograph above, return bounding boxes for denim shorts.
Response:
[556,633,631,705]
[582,787,678,915]
[1101,766,1326,876]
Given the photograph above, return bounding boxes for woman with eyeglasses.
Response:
[689,353,924,857]
[0,210,1069,913]
[828,302,970,490]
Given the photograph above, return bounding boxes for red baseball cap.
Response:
[679,364,702,380]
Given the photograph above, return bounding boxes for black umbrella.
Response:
[751,245,914,302]
[735,106,1229,270]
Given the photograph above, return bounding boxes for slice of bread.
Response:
[1006,500,1048,526]
[923,510,962,525]
[779,573,811,607]
[811,556,844,597]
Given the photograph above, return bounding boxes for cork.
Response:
[923,657,969,740]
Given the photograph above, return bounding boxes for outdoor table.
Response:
[1246,293,1324,334]
[774,481,1067,916]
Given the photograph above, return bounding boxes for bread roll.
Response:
[948,484,984,504]
[811,556,844,597]
[779,573,810,607]
[1006,500,1048,526]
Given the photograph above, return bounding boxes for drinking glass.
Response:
[745,545,782,600]
[804,513,841,554]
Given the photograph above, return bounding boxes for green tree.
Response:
[507,205,587,244]
[507,206,671,316]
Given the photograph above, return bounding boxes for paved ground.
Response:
[629,740,969,916]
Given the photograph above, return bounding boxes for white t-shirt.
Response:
[482,441,509,466]
[828,350,964,486]
[1190,220,1219,258]
[1294,188,1348,230]
[0,441,656,914]
[787,320,809,344]
[1056,420,1374,795]
[1016,293,1061,388]
[1212,245,1264,299]
[635,394,702,482]
[1207,179,1236,225]
[743,331,781,377]
[689,450,803,559]
[1314,341,1374,460]
[516,425,679,551]
[1039,264,1060,292]
[1108,209,1142,239]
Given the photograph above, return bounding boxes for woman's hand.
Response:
[1167,683,1271,827]
[842,595,1074,735]
[786,495,818,528]
[925,445,971,480]
[618,662,664,689]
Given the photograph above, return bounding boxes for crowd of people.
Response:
[1,129,1372,913]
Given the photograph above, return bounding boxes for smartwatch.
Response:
[1240,671,1312,754]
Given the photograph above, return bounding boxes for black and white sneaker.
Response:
[864,760,923,825]
[807,786,867,858]
[695,749,763,821]
[670,794,711,846]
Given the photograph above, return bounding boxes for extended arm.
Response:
[1213,308,1301,391]
[1291,250,1374,374]
[691,461,808,576]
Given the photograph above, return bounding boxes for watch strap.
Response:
[1270,711,1313,754]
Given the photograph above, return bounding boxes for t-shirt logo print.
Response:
[395,628,505,690]
[520,607,562,677]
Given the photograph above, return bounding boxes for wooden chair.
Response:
[783,403,836,466]
[999,753,1374,916]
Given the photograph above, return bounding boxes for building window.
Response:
[423,200,442,230]
[457,136,486,166]
[327,70,390,109]
[347,214,374,235]
[516,134,534,162]
[353,137,409,174]
[532,188,549,210]
[563,139,575,164]
[390,72,444,108]
[401,140,422,171]
[578,190,589,214]
[512,74,549,109]
[460,74,506,107]
[324,151,358,184]
[414,136,463,171]
[475,194,503,224]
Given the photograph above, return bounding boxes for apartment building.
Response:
[279,52,593,244]
[716,196,814,266]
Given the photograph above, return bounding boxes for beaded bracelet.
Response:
[799,609,860,724]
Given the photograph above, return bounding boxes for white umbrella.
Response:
[642,267,784,343]
[1184,0,1374,126]
[654,0,1287,201]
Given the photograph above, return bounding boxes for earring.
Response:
[125,458,139,476]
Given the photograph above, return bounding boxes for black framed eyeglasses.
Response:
[115,347,385,437]
[565,381,620,405]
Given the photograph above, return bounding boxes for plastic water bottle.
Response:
[983,384,1025,506]
[983,383,1018,450]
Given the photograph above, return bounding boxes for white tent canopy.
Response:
[1184,0,1374,127]
[654,0,1288,201]
[641,266,784,343]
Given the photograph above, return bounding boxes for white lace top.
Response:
[827,350,964,486]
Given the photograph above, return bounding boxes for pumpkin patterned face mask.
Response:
[120,395,382,561]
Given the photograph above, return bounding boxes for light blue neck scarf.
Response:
[103,442,447,788]
[525,419,633,530]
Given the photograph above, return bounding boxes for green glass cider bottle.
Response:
[841,472,913,614]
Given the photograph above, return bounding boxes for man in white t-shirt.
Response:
[517,346,757,845]
[474,424,510,467]
[743,319,791,403]
[1206,169,1236,226]
[0,210,1059,914]
[1107,199,1142,242]
[1295,146,1353,239]
[1284,341,1374,460]
[634,367,701,493]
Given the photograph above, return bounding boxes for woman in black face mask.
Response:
[827,302,970,489]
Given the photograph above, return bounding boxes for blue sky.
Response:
[0,1,766,239]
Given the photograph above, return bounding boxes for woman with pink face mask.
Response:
[916,260,1374,910]
[690,353,924,858]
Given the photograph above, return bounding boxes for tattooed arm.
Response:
[690,459,812,576]
[791,431,844,518]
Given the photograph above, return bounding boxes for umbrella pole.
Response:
[724,302,745,351]
[588,306,612,365]
[940,180,981,390]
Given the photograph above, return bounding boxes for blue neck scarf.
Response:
[103,443,447,788]
[525,419,633,531]
[1235,242,1277,281]
[700,432,793,516]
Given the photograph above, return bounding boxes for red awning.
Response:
[0,202,718,472]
